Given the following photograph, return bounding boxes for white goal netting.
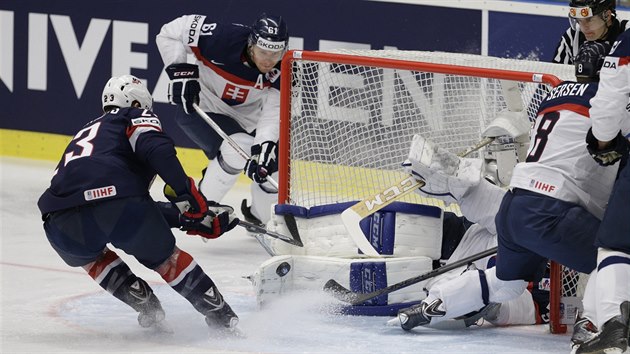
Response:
[278,49,581,333]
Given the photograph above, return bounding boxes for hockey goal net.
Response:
[277,49,583,333]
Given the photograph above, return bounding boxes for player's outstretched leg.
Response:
[84,249,166,328]
[156,247,239,330]
[398,298,446,331]
[576,301,629,354]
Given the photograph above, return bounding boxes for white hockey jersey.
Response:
[591,29,630,143]
[156,15,281,145]
[511,81,630,220]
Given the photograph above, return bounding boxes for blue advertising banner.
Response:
[1,0,568,148]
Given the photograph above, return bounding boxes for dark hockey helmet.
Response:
[248,14,289,53]
[574,40,611,82]
[569,0,615,18]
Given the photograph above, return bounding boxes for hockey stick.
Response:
[342,136,495,257]
[324,246,498,305]
[238,220,303,247]
[192,103,279,190]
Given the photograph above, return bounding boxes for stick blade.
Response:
[323,279,359,303]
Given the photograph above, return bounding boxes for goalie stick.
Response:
[192,103,279,190]
[342,136,495,257]
[324,246,498,305]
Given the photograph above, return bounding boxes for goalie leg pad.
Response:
[251,255,433,316]
[266,202,443,259]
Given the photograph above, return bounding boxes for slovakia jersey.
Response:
[38,108,186,215]
[510,81,629,220]
[156,15,281,144]
[591,28,630,143]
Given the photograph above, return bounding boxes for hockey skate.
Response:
[576,301,629,354]
[200,284,240,331]
[398,299,446,331]
[136,293,173,333]
[205,302,239,330]
[241,199,264,233]
[571,312,598,353]
[459,302,502,327]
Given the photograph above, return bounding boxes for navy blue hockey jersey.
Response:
[38,108,188,215]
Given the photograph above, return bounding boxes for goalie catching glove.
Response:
[164,177,239,239]
[586,128,629,167]
[402,134,482,206]
[165,63,201,115]
[244,141,278,184]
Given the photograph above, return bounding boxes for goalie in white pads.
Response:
[396,42,630,351]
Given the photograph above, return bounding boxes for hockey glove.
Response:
[180,201,239,239]
[165,63,201,115]
[402,134,482,206]
[244,141,278,184]
[586,128,629,166]
[164,178,238,239]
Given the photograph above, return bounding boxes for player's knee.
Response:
[485,267,528,303]
[84,248,121,280]
[155,247,195,284]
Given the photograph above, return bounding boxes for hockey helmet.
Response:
[569,0,615,19]
[102,75,153,111]
[574,40,611,82]
[248,14,289,53]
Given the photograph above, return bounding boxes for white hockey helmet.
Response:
[101,75,153,111]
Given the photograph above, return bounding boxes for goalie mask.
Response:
[102,75,153,111]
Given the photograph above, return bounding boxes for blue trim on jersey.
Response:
[537,81,598,114]
[598,255,630,271]
[478,269,490,305]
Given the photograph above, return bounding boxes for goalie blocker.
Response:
[250,201,444,315]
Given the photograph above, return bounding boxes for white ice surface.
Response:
[0,157,573,353]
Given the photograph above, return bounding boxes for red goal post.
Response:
[277,49,580,333]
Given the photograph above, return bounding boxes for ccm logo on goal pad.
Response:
[84,186,117,201]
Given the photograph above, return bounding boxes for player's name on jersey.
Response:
[544,82,590,101]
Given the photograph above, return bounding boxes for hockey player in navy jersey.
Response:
[552,0,627,64]
[156,14,288,230]
[396,41,630,350]
[575,29,630,354]
[37,75,241,332]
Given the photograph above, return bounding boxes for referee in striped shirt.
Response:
[552,0,627,64]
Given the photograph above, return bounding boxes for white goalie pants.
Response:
[425,266,533,326]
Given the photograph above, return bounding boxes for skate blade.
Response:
[386,317,400,327]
